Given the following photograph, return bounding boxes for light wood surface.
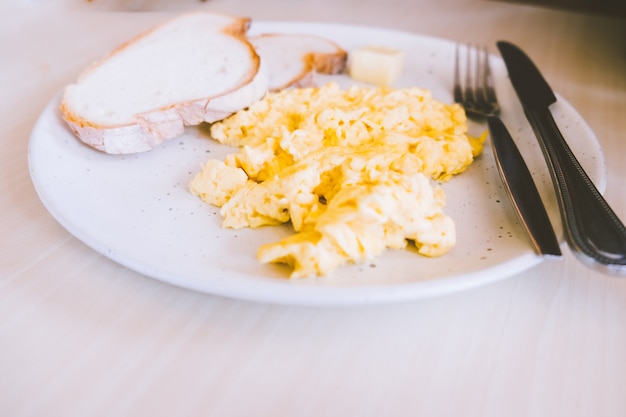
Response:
[2,1,625,416]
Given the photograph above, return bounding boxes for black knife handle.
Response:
[526,107,626,274]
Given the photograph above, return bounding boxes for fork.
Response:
[453,43,562,257]
[454,44,500,118]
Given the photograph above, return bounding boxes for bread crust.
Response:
[61,12,266,155]
[250,33,347,91]
[62,60,268,154]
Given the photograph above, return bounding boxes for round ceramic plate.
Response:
[28,22,606,305]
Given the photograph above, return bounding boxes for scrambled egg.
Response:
[190,83,484,278]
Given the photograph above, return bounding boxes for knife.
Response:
[497,40,626,274]
[487,116,562,257]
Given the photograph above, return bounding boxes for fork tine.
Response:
[483,46,499,111]
[464,44,475,105]
[474,45,486,110]
[454,43,499,117]
[453,44,463,104]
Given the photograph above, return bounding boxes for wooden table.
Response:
[2,1,625,416]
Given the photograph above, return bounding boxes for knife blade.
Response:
[497,40,626,274]
[487,116,561,257]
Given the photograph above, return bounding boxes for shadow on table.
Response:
[494,0,626,17]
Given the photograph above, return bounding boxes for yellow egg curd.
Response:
[190,83,485,278]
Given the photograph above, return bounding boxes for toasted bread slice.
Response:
[249,33,347,91]
[61,12,268,154]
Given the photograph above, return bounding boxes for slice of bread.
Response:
[249,33,347,91]
[61,12,269,154]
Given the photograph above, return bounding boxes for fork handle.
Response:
[525,106,626,274]
[487,116,561,257]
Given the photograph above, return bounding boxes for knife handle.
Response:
[526,107,626,274]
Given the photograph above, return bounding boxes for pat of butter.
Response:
[349,45,405,86]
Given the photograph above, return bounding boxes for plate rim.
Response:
[27,21,606,306]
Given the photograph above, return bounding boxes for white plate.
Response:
[28,22,606,306]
